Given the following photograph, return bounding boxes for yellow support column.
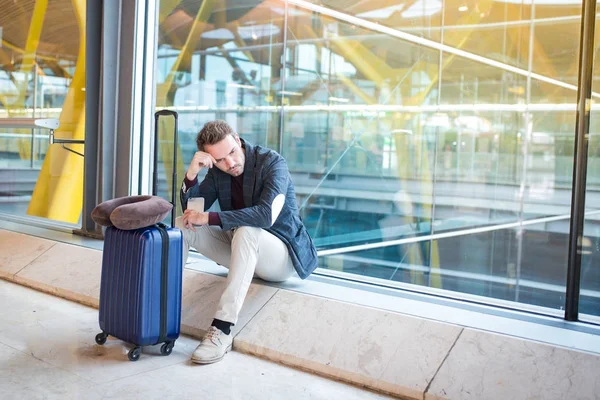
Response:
[10,0,48,160]
[27,0,86,223]
[329,38,393,88]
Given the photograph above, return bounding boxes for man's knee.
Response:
[175,216,209,245]
[232,226,261,241]
[175,216,184,229]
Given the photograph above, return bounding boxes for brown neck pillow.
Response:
[91,195,173,230]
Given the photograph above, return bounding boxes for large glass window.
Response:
[152,0,596,314]
[0,0,86,225]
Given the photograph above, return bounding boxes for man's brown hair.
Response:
[196,120,235,150]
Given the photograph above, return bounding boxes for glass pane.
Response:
[286,0,581,313]
[581,101,600,318]
[579,6,600,321]
[286,4,439,256]
[528,4,580,105]
[0,2,85,225]
[155,0,282,206]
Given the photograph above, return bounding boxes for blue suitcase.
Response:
[96,225,183,360]
[95,110,183,361]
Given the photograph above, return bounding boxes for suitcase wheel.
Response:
[128,346,142,362]
[160,341,175,356]
[95,332,108,345]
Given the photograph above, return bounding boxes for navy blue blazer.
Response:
[180,139,318,279]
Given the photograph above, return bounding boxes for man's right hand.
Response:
[186,151,217,180]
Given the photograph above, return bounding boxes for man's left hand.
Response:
[182,210,209,231]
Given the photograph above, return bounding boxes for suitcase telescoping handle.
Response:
[153,110,179,228]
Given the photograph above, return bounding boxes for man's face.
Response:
[204,133,245,177]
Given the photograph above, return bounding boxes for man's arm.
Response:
[180,169,218,212]
[217,156,288,230]
[180,150,218,211]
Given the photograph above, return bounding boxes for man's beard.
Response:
[229,164,243,175]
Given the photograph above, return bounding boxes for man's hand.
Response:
[186,151,217,180]
[182,209,209,231]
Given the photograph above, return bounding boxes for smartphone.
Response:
[187,197,205,213]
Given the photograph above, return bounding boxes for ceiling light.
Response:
[391,129,413,135]
[278,91,303,96]
[238,24,280,40]
[228,83,256,89]
[201,24,280,41]
[459,5,469,11]
[201,28,235,40]
[329,97,349,103]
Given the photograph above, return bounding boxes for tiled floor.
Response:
[0,280,391,400]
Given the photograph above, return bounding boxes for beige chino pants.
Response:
[176,218,295,324]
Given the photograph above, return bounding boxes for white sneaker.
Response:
[191,326,233,364]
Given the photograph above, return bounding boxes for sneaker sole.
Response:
[190,345,232,365]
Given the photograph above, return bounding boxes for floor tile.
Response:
[0,281,198,385]
[0,280,96,326]
[0,342,102,400]
[94,351,393,400]
[425,329,600,400]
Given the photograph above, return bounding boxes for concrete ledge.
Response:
[12,242,102,309]
[234,290,462,399]
[2,228,600,399]
[0,230,56,278]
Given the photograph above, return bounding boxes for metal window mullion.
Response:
[78,0,102,236]
[113,0,141,198]
[565,0,597,321]
[101,0,121,205]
